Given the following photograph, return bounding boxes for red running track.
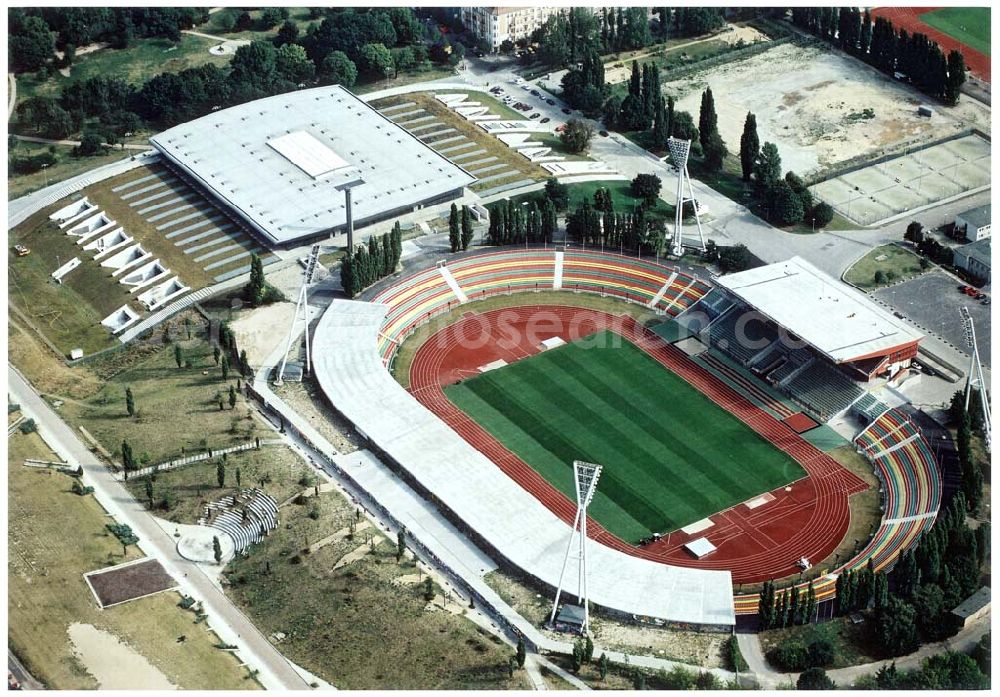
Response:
[871,7,990,82]
[408,306,869,585]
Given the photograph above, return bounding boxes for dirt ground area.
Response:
[271,380,362,453]
[483,570,725,668]
[229,301,296,368]
[662,42,991,177]
[68,624,177,690]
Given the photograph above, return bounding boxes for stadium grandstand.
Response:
[677,257,923,420]
[150,85,476,248]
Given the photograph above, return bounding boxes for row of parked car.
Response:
[959,285,990,304]
[490,85,552,123]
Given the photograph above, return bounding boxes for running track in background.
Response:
[872,7,990,82]
[407,306,869,585]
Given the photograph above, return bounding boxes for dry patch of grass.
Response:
[844,244,927,290]
[7,430,253,690]
[225,489,532,689]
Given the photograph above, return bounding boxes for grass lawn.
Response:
[7,141,135,201]
[224,488,532,689]
[16,34,229,102]
[59,331,268,465]
[125,444,316,525]
[843,244,927,290]
[8,430,253,689]
[564,179,674,222]
[920,7,991,56]
[444,330,804,540]
[609,38,732,93]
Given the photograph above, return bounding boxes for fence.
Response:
[120,439,261,481]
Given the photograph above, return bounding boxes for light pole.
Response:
[41,163,50,187]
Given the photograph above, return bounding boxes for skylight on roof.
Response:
[266,131,350,180]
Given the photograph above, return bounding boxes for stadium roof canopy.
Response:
[714,256,923,363]
[150,86,476,247]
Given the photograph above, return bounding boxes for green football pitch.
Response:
[444,331,805,542]
[920,7,991,56]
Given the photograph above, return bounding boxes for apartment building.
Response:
[460,6,562,51]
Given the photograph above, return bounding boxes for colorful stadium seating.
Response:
[371,249,710,363]
[734,407,941,614]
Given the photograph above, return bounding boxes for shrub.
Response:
[807,638,835,667]
[18,418,37,434]
[767,641,809,672]
[811,202,834,228]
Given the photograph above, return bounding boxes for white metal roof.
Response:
[149,86,476,246]
[313,299,736,627]
[714,257,923,363]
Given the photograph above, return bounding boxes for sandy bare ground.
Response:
[68,623,177,690]
[662,42,990,177]
[332,537,383,571]
[590,619,726,669]
[230,301,296,368]
[307,519,371,554]
[272,382,362,453]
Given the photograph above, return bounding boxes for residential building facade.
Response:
[955,204,991,242]
[461,6,561,51]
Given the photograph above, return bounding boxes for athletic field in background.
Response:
[920,7,991,56]
[444,331,805,542]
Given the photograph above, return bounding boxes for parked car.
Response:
[530,89,539,96]
[599,130,609,137]
[514,77,525,84]
[981,298,991,306]
[547,98,556,105]
[562,107,572,114]
[975,292,986,300]
[529,113,540,119]
[540,117,550,124]
[13,244,30,257]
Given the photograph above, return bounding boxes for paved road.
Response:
[8,365,312,691]
[12,133,153,151]
[8,648,44,690]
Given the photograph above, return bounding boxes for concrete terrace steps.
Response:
[472,170,521,186]
[426,135,467,148]
[164,215,227,239]
[119,179,173,200]
[205,250,256,272]
[437,141,476,155]
[174,223,237,247]
[212,255,278,283]
[465,162,509,176]
[183,231,240,253]
[111,172,161,193]
[146,202,199,223]
[135,192,202,216]
[448,148,488,162]
[377,101,416,114]
[475,179,536,198]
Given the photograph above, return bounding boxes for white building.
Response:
[461,6,561,52]
[955,204,991,242]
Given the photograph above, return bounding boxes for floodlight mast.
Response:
[335,176,365,252]
[665,137,706,257]
[275,244,321,386]
[961,307,991,449]
[549,460,602,636]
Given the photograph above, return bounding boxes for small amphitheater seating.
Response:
[198,488,279,555]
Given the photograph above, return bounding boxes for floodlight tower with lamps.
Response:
[275,244,322,386]
[549,460,602,636]
[961,306,991,449]
[335,176,365,252]
[665,136,706,257]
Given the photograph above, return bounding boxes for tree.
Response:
[877,595,920,657]
[16,97,74,139]
[229,41,280,96]
[125,386,135,417]
[322,50,358,87]
[560,119,595,154]
[121,439,136,472]
[9,14,55,74]
[460,205,474,251]
[798,667,835,690]
[145,477,154,507]
[174,343,183,368]
[753,142,782,196]
[702,129,728,172]
[228,384,237,410]
[245,252,266,306]
[944,50,966,105]
[396,527,406,562]
[217,460,226,488]
[718,244,751,273]
[74,132,106,157]
[213,535,223,564]
[571,641,584,673]
[631,173,662,206]
[448,203,460,253]
[698,87,718,153]
[275,20,299,47]
[358,42,394,80]
[235,467,241,488]
[770,180,805,226]
[275,43,315,83]
[516,636,526,668]
[598,652,609,680]
[221,355,230,380]
[583,636,594,663]
[811,202,834,228]
[874,270,889,286]
[544,178,569,211]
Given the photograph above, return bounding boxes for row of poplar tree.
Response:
[340,222,403,299]
[485,198,558,246]
[791,7,966,104]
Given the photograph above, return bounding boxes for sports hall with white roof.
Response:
[150,85,476,247]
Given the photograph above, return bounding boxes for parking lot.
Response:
[873,269,991,365]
